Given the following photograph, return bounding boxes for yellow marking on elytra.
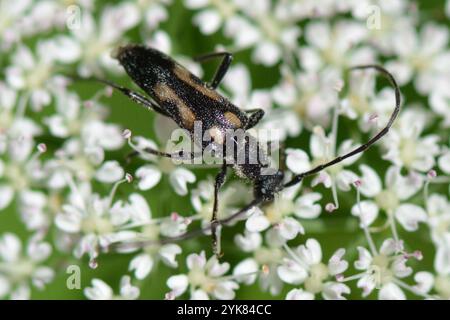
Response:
[154,83,196,129]
[173,64,223,101]
[224,111,242,128]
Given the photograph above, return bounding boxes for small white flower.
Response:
[389,23,450,95]
[301,20,371,71]
[278,238,350,299]
[73,3,140,76]
[84,276,139,300]
[166,251,239,300]
[0,233,54,299]
[383,109,440,172]
[132,137,196,196]
[55,180,152,266]
[234,240,284,295]
[129,244,182,280]
[244,184,306,243]
[272,69,341,129]
[352,238,415,299]
[0,135,46,216]
[351,165,427,232]
[5,41,75,111]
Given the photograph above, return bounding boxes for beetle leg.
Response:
[245,109,265,129]
[211,163,228,258]
[194,52,233,89]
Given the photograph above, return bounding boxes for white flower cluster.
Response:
[0,0,449,300]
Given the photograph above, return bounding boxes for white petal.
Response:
[351,201,379,227]
[167,274,189,297]
[223,64,250,99]
[233,258,258,285]
[379,283,406,300]
[358,164,382,197]
[354,246,372,270]
[32,267,55,289]
[234,231,262,252]
[294,192,322,219]
[421,23,448,54]
[30,89,51,111]
[435,242,450,274]
[207,257,229,277]
[169,168,196,196]
[191,289,209,300]
[95,161,124,183]
[193,9,222,35]
[245,210,270,232]
[336,170,359,191]
[0,185,14,210]
[159,244,182,268]
[136,165,162,190]
[55,210,82,233]
[27,241,52,262]
[414,272,434,294]
[0,275,11,298]
[322,282,350,300]
[286,149,310,174]
[380,238,402,256]
[286,288,314,300]
[84,279,113,300]
[0,233,22,262]
[278,217,304,240]
[11,284,31,300]
[120,276,140,300]
[252,41,281,66]
[129,254,154,280]
[357,275,376,297]
[213,280,238,300]
[277,260,308,285]
[128,193,152,222]
[186,251,206,270]
[395,204,427,232]
[100,3,139,42]
[391,257,412,278]
[305,22,330,50]
[184,0,209,9]
[328,248,348,275]
[297,238,322,265]
[45,36,81,63]
[438,152,450,173]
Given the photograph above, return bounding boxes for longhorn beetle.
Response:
[79,45,401,257]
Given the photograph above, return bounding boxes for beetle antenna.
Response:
[284,64,401,188]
